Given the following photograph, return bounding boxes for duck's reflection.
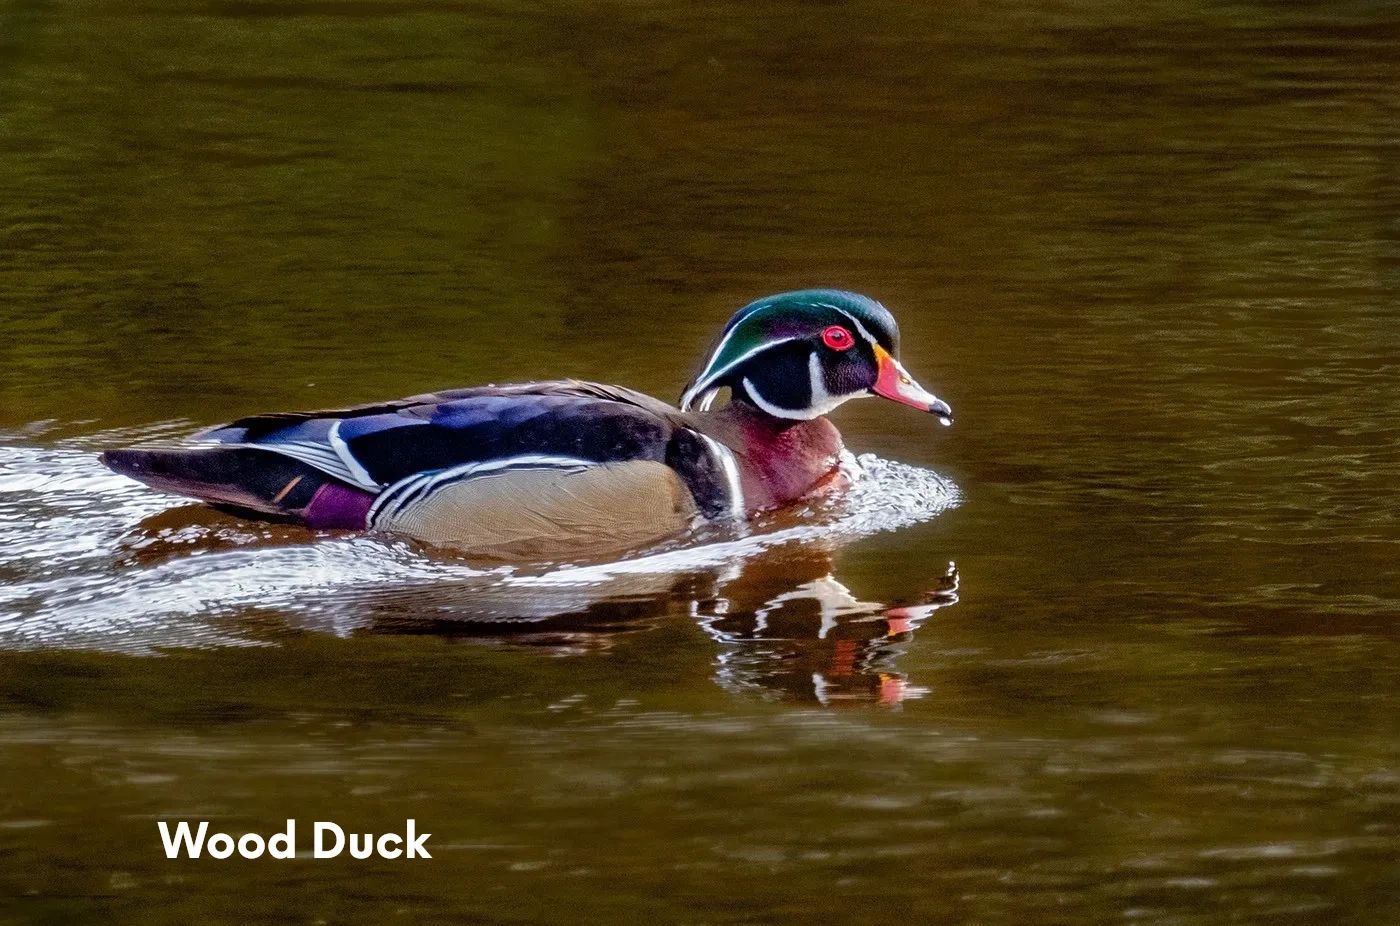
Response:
[696,563,959,706]
[119,506,960,705]
[356,545,960,707]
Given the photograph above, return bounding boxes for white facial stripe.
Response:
[740,345,856,421]
[680,303,773,409]
[741,376,807,419]
[682,335,800,411]
[833,309,881,350]
[810,302,885,348]
[743,375,835,420]
[806,350,847,416]
[808,350,830,406]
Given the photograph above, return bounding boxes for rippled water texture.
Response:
[1,1,1398,923]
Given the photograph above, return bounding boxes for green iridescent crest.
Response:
[680,290,898,411]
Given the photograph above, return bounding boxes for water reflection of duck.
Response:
[341,542,960,706]
[100,290,951,558]
[698,558,960,707]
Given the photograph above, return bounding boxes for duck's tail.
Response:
[100,446,373,528]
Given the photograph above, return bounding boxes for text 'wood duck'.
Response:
[102,290,952,558]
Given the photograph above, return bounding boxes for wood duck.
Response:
[102,289,952,557]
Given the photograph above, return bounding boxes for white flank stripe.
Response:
[696,433,746,520]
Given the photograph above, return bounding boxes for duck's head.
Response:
[681,289,953,425]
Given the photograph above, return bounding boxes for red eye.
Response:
[821,325,854,351]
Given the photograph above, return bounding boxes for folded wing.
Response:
[104,381,734,554]
[201,380,687,491]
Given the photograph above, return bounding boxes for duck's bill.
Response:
[871,345,953,426]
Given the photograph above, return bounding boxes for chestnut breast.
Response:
[733,416,845,513]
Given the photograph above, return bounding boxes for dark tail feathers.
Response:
[101,446,333,519]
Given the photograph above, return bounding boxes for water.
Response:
[2,1,1398,922]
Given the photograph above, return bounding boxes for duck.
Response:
[101,289,952,558]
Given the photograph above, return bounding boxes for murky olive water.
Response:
[2,1,1398,922]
